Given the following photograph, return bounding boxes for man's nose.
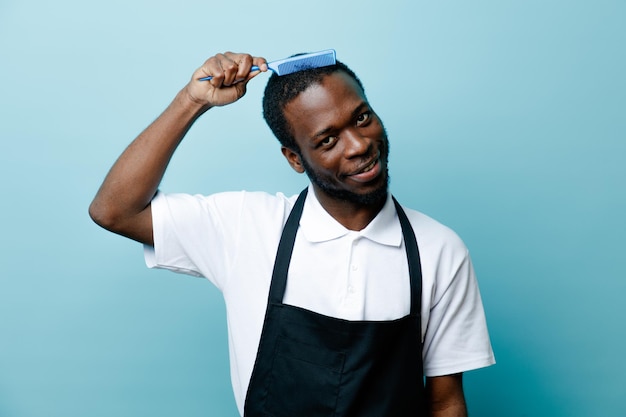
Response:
[343,129,371,158]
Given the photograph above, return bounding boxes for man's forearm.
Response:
[430,403,468,417]
[104,87,210,211]
[89,88,209,242]
[425,374,467,417]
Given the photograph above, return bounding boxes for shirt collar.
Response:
[299,184,402,247]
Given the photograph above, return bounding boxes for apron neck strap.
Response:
[392,197,423,316]
[268,188,308,304]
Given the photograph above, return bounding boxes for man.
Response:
[90,51,495,416]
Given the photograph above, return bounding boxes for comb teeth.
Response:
[276,55,336,76]
[273,50,336,76]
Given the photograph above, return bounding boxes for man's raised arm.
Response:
[89,52,267,245]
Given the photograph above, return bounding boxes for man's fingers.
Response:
[189,52,268,107]
[225,52,255,83]
[252,57,269,73]
[199,53,268,86]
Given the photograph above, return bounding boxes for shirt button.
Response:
[348,285,355,293]
[351,264,358,271]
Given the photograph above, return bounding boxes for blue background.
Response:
[1,1,624,416]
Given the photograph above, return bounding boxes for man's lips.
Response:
[346,157,382,182]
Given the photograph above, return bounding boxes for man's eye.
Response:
[320,136,337,147]
[356,112,371,126]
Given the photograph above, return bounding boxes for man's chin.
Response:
[313,176,389,207]
[302,157,390,207]
[352,184,389,206]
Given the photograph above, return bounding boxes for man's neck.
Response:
[311,186,387,231]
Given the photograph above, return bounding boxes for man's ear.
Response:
[281,146,305,173]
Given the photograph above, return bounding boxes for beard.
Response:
[299,135,390,207]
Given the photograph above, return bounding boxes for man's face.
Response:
[282,72,389,207]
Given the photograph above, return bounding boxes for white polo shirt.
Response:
[145,185,495,414]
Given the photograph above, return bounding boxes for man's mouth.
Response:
[359,159,378,174]
[347,156,382,182]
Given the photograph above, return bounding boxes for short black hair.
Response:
[262,58,365,151]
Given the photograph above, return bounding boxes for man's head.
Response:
[262,59,390,207]
[262,59,366,152]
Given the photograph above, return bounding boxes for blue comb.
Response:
[198,49,336,81]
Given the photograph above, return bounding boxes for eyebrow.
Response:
[311,101,369,140]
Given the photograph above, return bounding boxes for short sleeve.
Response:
[144,191,247,290]
[422,248,495,376]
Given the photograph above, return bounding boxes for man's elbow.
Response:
[89,198,153,245]
[89,199,123,233]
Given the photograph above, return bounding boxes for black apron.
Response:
[244,189,425,416]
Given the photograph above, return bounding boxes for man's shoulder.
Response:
[399,205,468,254]
[213,189,299,211]
[157,189,298,207]
[152,189,300,227]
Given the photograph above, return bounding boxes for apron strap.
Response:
[268,188,308,304]
[393,197,423,316]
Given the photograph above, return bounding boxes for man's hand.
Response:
[183,52,268,108]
